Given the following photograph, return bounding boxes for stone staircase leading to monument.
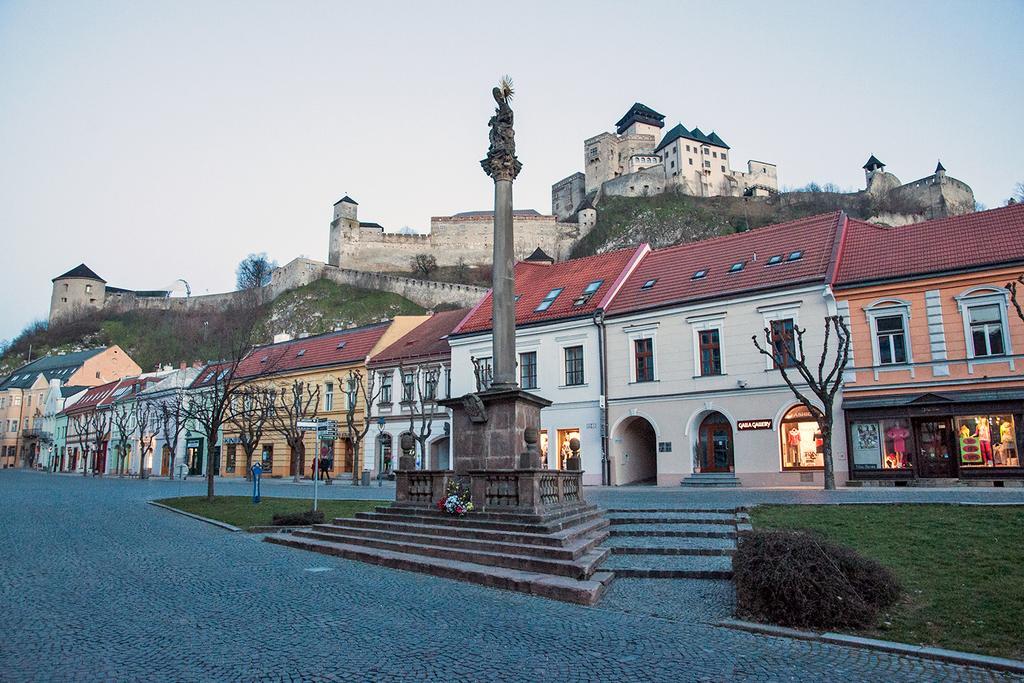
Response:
[264,503,614,605]
[598,508,744,578]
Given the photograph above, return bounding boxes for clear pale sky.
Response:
[1,0,1022,343]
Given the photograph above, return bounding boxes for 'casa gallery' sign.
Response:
[737,419,773,431]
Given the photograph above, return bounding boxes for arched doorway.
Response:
[430,437,450,470]
[696,412,733,473]
[615,416,657,485]
[378,433,393,475]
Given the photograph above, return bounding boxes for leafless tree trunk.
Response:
[340,369,383,485]
[134,398,156,479]
[159,389,188,480]
[267,380,320,482]
[1007,274,1024,323]
[401,363,441,468]
[227,387,273,481]
[69,414,91,476]
[752,315,850,490]
[110,403,136,478]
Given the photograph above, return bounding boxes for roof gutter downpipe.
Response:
[593,309,609,486]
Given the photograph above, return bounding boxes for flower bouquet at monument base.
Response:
[437,480,474,516]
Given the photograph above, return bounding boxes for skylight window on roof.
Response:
[535,288,563,312]
[217,369,230,381]
[729,262,745,273]
[766,255,783,266]
[296,349,306,357]
[583,280,603,295]
[514,295,521,303]
[641,279,658,290]
[336,341,346,350]
[787,250,803,262]
[260,355,269,363]
[692,270,708,280]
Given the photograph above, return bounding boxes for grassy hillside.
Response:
[0,279,424,375]
[570,190,874,258]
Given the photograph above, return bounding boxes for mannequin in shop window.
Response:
[976,417,992,465]
[786,426,801,467]
[885,423,910,469]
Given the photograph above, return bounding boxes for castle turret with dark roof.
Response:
[50,264,107,323]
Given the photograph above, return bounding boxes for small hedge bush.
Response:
[271,510,325,526]
[733,529,901,629]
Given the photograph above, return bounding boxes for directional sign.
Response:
[297,419,325,431]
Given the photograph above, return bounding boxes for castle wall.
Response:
[552,172,586,220]
[600,168,668,199]
[321,267,486,309]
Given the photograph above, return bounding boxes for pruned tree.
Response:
[411,253,438,278]
[1007,274,1024,323]
[110,403,137,477]
[267,379,321,482]
[69,412,93,476]
[752,315,850,490]
[400,362,442,468]
[133,397,156,478]
[339,368,384,485]
[226,387,273,481]
[158,389,188,480]
[236,252,278,290]
[84,410,112,476]
[183,304,270,500]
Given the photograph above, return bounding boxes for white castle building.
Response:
[552,103,778,221]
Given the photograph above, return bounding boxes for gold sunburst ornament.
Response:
[498,75,514,102]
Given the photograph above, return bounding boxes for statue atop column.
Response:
[481,76,522,182]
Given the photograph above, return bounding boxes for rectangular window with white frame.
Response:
[968,303,1006,357]
[865,302,912,368]
[324,382,334,411]
[634,338,655,382]
[956,289,1014,369]
[564,346,585,386]
[519,351,537,389]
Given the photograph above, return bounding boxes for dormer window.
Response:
[692,270,708,280]
[766,255,783,266]
[641,279,657,290]
[729,262,745,273]
[535,288,563,312]
[787,251,803,262]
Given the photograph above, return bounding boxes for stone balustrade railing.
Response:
[395,468,584,515]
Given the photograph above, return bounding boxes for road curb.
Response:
[147,501,242,532]
[717,619,1024,675]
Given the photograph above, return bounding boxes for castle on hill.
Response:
[552,102,780,221]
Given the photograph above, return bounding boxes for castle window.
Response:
[686,145,690,152]
[712,152,717,158]
[689,158,693,165]
[670,160,675,168]
[63,283,69,291]
[722,166,726,172]
[61,297,67,303]
[85,284,92,293]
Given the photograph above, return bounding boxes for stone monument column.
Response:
[480,77,522,390]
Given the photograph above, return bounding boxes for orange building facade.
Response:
[834,207,1024,484]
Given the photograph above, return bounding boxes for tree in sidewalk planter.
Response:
[267,380,321,483]
[400,362,442,469]
[226,387,274,481]
[339,368,384,485]
[133,397,157,479]
[110,403,136,478]
[752,315,850,490]
[158,389,188,480]
[83,410,112,476]
[69,412,96,476]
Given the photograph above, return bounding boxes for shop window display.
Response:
[557,428,581,469]
[539,429,549,469]
[850,419,914,470]
[779,406,823,469]
[956,415,1019,467]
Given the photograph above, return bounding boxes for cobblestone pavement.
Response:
[1,470,1021,682]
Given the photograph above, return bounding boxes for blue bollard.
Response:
[251,462,262,504]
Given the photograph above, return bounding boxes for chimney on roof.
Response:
[298,332,310,339]
[192,361,202,368]
[273,333,292,343]
[179,361,187,370]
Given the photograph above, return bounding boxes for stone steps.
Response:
[265,534,614,605]
[355,506,605,535]
[679,473,741,488]
[290,527,610,578]
[598,507,739,578]
[601,553,734,579]
[334,514,609,547]
[310,520,608,561]
[609,523,737,538]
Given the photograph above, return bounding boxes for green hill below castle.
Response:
[0,279,425,375]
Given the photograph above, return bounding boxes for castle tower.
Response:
[50,264,107,323]
[863,154,885,187]
[614,102,665,138]
[935,160,946,181]
[328,195,359,267]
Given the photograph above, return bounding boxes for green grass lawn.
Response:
[751,504,1024,660]
[157,496,384,529]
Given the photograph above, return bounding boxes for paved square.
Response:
[1,471,1020,682]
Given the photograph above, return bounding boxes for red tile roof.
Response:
[454,246,648,335]
[63,379,121,414]
[606,212,844,316]
[190,361,235,389]
[369,309,469,366]
[234,322,392,378]
[834,203,1024,286]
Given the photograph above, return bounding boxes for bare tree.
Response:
[411,253,438,278]
[1013,182,1024,204]
[340,368,383,485]
[69,413,93,476]
[110,403,137,477]
[84,410,112,476]
[236,252,278,290]
[400,362,442,468]
[267,380,321,482]
[158,389,188,480]
[1007,274,1024,323]
[226,387,273,481]
[133,397,156,478]
[183,303,270,500]
[752,315,851,490]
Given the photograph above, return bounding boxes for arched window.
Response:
[779,405,823,470]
